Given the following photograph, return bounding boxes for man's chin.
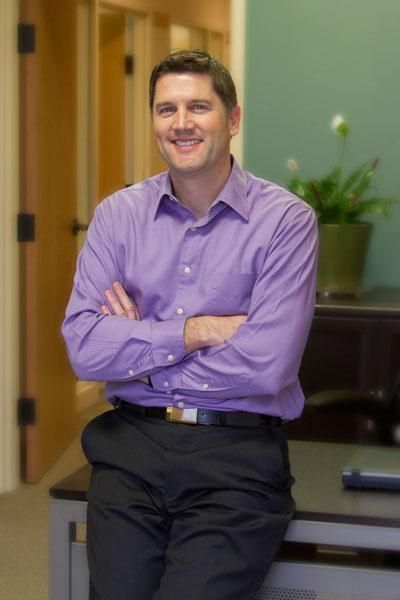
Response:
[169,158,205,175]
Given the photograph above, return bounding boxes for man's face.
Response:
[152,72,240,178]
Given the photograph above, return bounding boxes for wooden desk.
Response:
[49,441,400,600]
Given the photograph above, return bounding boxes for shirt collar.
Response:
[216,158,249,221]
[152,157,249,221]
[152,173,174,219]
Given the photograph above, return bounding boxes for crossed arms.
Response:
[62,197,318,406]
[102,281,246,353]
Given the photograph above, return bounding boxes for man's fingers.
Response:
[102,282,140,320]
[112,282,139,320]
[104,289,126,317]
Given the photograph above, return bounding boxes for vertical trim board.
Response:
[0,0,20,491]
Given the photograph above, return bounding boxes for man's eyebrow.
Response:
[189,98,212,105]
[154,99,212,110]
[154,101,174,111]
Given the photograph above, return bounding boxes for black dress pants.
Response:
[81,405,295,600]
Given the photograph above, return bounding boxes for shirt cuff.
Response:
[151,317,187,368]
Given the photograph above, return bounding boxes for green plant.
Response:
[287,115,398,224]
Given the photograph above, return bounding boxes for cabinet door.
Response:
[378,319,400,393]
[300,316,378,396]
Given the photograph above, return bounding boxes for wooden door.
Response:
[98,9,126,199]
[147,12,171,177]
[98,9,171,192]
[20,0,79,481]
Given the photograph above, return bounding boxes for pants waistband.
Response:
[116,400,281,428]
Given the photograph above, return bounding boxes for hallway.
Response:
[0,402,105,600]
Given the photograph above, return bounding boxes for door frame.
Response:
[0,0,20,492]
[229,0,246,166]
[0,0,246,491]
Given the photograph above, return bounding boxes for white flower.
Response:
[331,114,345,131]
[331,114,349,137]
[286,158,300,173]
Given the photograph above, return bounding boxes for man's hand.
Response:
[101,282,140,320]
[184,315,246,353]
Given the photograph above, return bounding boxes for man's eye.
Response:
[192,104,208,112]
[159,106,174,115]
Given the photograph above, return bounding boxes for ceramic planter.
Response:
[317,223,372,297]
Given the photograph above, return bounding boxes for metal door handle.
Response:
[72,219,89,236]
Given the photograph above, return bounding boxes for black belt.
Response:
[116,400,281,428]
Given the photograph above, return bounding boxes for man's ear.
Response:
[229,105,241,137]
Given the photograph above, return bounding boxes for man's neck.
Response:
[170,157,232,219]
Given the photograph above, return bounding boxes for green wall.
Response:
[244,0,400,288]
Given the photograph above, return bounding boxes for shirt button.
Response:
[177,401,185,408]
[163,381,169,388]
[202,383,209,390]
[183,266,191,274]
[176,307,184,315]
[190,226,197,232]
[128,369,134,376]
[167,354,175,362]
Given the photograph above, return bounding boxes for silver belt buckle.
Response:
[166,406,198,425]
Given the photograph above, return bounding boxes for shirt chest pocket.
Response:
[209,272,257,314]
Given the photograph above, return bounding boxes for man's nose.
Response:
[173,108,193,130]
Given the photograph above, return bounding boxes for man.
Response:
[62,50,318,600]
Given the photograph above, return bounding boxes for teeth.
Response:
[174,140,201,147]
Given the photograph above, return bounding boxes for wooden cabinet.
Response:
[378,319,400,393]
[299,287,400,398]
[284,288,400,445]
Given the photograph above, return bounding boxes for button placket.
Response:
[171,230,196,324]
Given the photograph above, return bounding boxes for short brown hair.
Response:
[149,49,237,113]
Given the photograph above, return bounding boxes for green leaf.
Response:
[355,198,398,217]
[340,163,369,195]
[285,120,398,223]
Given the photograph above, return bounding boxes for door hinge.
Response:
[125,54,134,75]
[17,213,35,242]
[18,23,36,54]
[18,397,36,426]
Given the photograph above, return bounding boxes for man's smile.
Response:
[152,73,239,181]
[172,139,203,147]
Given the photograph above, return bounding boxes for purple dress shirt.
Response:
[62,159,318,420]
